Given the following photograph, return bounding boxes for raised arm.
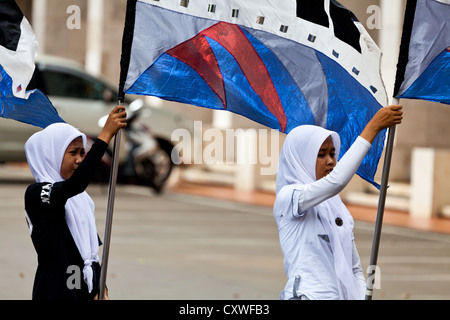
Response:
[97,105,127,144]
[360,105,403,143]
[61,105,127,198]
[296,105,403,215]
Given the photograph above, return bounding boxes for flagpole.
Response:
[98,100,123,300]
[98,0,135,298]
[365,97,399,300]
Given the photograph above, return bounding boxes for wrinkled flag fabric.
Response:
[0,0,64,128]
[119,0,389,186]
[394,0,450,105]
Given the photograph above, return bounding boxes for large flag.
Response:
[119,0,388,186]
[0,0,64,128]
[394,0,450,104]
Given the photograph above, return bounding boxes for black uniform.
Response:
[25,139,107,300]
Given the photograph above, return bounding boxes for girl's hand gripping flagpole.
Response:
[98,100,124,300]
[99,0,136,299]
[365,97,400,300]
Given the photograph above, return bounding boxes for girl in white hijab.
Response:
[24,105,126,300]
[274,105,402,300]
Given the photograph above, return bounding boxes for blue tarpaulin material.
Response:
[0,0,64,128]
[394,0,450,105]
[119,0,390,186]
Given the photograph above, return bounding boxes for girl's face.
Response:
[315,136,336,180]
[60,137,85,180]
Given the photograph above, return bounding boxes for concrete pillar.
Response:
[31,0,47,55]
[235,129,257,191]
[379,0,404,99]
[410,148,450,217]
[85,0,104,76]
[378,0,407,183]
[212,109,232,130]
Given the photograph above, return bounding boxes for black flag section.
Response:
[393,0,417,98]
[296,0,361,53]
[0,0,24,51]
[118,0,137,102]
[329,0,361,53]
[296,0,329,28]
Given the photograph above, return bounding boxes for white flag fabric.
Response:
[119,0,389,186]
[394,0,450,104]
[0,0,63,127]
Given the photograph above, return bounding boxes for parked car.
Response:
[0,55,193,163]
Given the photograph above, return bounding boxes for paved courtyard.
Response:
[0,181,449,300]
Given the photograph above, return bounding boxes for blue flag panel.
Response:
[120,0,389,187]
[0,1,64,128]
[394,0,450,105]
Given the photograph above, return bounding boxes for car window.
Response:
[41,69,106,100]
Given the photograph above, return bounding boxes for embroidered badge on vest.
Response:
[40,183,53,204]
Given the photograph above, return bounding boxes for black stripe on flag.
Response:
[329,0,361,54]
[296,0,362,54]
[296,0,329,28]
[393,0,418,98]
[0,0,24,51]
[118,0,137,102]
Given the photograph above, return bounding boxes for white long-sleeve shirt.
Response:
[275,136,371,300]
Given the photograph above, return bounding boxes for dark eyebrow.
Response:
[319,147,335,152]
[67,146,85,152]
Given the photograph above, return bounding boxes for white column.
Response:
[410,148,434,217]
[213,110,235,175]
[379,0,404,99]
[212,109,232,129]
[235,129,257,192]
[85,0,104,76]
[410,148,450,218]
[31,0,47,55]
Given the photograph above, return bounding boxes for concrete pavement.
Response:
[1,175,450,300]
[173,181,450,235]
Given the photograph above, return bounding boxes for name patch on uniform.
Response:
[40,183,53,204]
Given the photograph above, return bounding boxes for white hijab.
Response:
[275,125,363,300]
[25,123,99,293]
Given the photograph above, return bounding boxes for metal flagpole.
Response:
[365,97,399,300]
[98,100,123,300]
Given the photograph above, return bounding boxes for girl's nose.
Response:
[327,156,336,166]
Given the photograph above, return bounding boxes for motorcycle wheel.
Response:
[137,147,173,193]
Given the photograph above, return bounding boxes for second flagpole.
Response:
[365,97,399,300]
[99,0,136,299]
[98,100,123,300]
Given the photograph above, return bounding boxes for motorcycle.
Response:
[89,100,174,193]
